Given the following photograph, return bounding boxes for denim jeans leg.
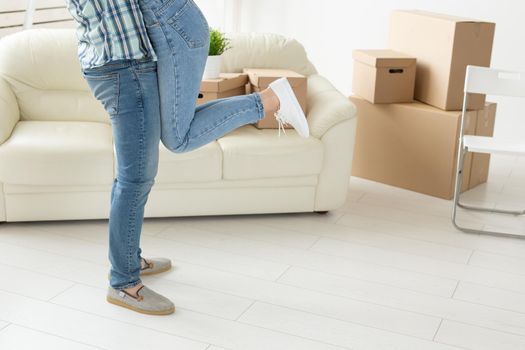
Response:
[139,0,265,154]
[83,59,161,290]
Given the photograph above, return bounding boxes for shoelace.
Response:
[274,111,289,138]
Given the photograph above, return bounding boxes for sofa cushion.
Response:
[0,121,114,185]
[218,125,324,180]
[152,142,223,184]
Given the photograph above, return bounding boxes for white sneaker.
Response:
[268,77,310,138]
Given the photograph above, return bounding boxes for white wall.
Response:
[197,0,525,139]
[194,0,225,30]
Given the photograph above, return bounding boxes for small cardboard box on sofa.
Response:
[198,73,248,105]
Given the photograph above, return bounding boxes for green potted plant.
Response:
[203,28,231,79]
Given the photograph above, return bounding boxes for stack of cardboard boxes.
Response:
[351,10,496,199]
[198,69,308,130]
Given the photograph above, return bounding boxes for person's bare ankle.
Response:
[259,87,280,114]
[124,283,144,297]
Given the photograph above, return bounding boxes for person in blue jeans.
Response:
[67,0,309,315]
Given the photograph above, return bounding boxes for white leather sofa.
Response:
[0,29,357,222]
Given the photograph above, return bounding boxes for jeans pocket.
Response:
[83,72,120,118]
[166,0,209,49]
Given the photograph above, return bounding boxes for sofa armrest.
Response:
[306,74,356,139]
[0,77,19,145]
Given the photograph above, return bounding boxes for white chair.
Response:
[452,65,525,239]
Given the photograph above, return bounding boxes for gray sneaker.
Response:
[108,257,172,280]
[140,257,172,276]
[107,285,175,315]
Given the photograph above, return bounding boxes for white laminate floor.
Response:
[1,154,525,350]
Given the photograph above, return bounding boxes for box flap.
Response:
[353,49,416,68]
[393,10,495,24]
[200,73,249,92]
[243,68,306,88]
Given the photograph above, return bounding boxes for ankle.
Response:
[124,283,144,297]
[259,87,280,113]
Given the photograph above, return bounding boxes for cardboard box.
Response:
[350,95,496,199]
[388,10,495,111]
[352,49,416,104]
[243,68,307,129]
[198,73,249,105]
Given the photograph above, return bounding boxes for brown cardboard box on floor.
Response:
[352,49,416,104]
[243,68,307,129]
[198,73,249,105]
[388,10,495,111]
[350,95,496,199]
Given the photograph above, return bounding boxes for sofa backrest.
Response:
[0,29,107,123]
[221,32,317,77]
[0,29,316,123]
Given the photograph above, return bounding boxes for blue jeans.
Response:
[139,0,265,152]
[82,0,265,290]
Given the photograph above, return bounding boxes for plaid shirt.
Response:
[66,0,157,70]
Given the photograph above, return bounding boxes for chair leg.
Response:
[457,202,525,216]
[452,214,525,239]
[452,150,525,240]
